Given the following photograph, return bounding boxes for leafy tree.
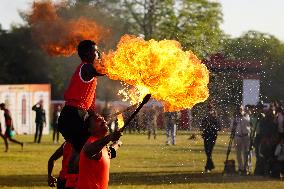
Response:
[222,30,284,101]
[75,0,224,58]
[0,26,77,99]
[126,0,223,57]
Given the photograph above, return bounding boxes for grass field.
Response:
[0,131,283,189]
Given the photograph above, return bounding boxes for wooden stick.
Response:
[119,94,151,132]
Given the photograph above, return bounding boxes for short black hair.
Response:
[0,103,5,107]
[77,40,96,60]
[84,111,104,129]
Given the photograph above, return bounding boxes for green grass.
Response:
[0,131,283,189]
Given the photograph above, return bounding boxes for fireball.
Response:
[102,35,209,112]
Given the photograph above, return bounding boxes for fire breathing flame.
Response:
[28,0,110,56]
[102,35,209,112]
[117,114,124,129]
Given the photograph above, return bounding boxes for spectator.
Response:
[255,110,278,175]
[201,104,220,173]
[52,105,61,143]
[271,137,284,178]
[164,111,178,145]
[233,105,251,175]
[276,107,284,138]
[32,100,46,143]
[146,106,158,140]
[253,102,265,175]
[101,102,112,133]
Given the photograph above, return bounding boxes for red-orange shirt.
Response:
[3,108,12,128]
[64,62,97,111]
[65,173,78,188]
[76,136,110,189]
[58,142,73,180]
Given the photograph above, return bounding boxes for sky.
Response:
[0,0,283,41]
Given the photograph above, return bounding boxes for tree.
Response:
[75,0,224,58]
[121,0,224,57]
[222,30,284,101]
[0,26,78,99]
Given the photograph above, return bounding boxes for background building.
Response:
[0,84,50,135]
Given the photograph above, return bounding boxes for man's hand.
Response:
[110,131,122,142]
[93,59,106,75]
[48,175,57,187]
[110,140,123,151]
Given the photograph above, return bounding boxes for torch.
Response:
[106,103,139,125]
[119,94,151,132]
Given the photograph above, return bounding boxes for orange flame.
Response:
[102,35,209,112]
[28,0,110,56]
[117,114,124,129]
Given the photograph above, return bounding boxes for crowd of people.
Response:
[201,101,284,178]
[1,39,283,188]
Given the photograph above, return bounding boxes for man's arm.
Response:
[81,63,105,82]
[83,131,122,159]
[47,143,64,187]
[32,104,37,111]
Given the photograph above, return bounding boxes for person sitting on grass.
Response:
[0,103,23,152]
[76,113,122,189]
[48,141,73,189]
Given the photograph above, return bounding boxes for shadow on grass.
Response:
[0,174,46,187]
[110,171,276,185]
[0,172,277,187]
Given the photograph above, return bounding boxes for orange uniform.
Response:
[59,62,97,151]
[58,142,73,180]
[76,136,110,189]
[64,62,97,111]
[65,173,78,189]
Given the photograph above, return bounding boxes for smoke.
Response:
[28,0,110,56]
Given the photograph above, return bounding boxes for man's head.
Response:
[0,103,5,110]
[236,105,245,116]
[57,105,61,111]
[39,100,43,107]
[85,112,108,138]
[77,40,99,63]
[256,101,264,113]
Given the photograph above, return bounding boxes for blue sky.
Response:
[0,0,283,41]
